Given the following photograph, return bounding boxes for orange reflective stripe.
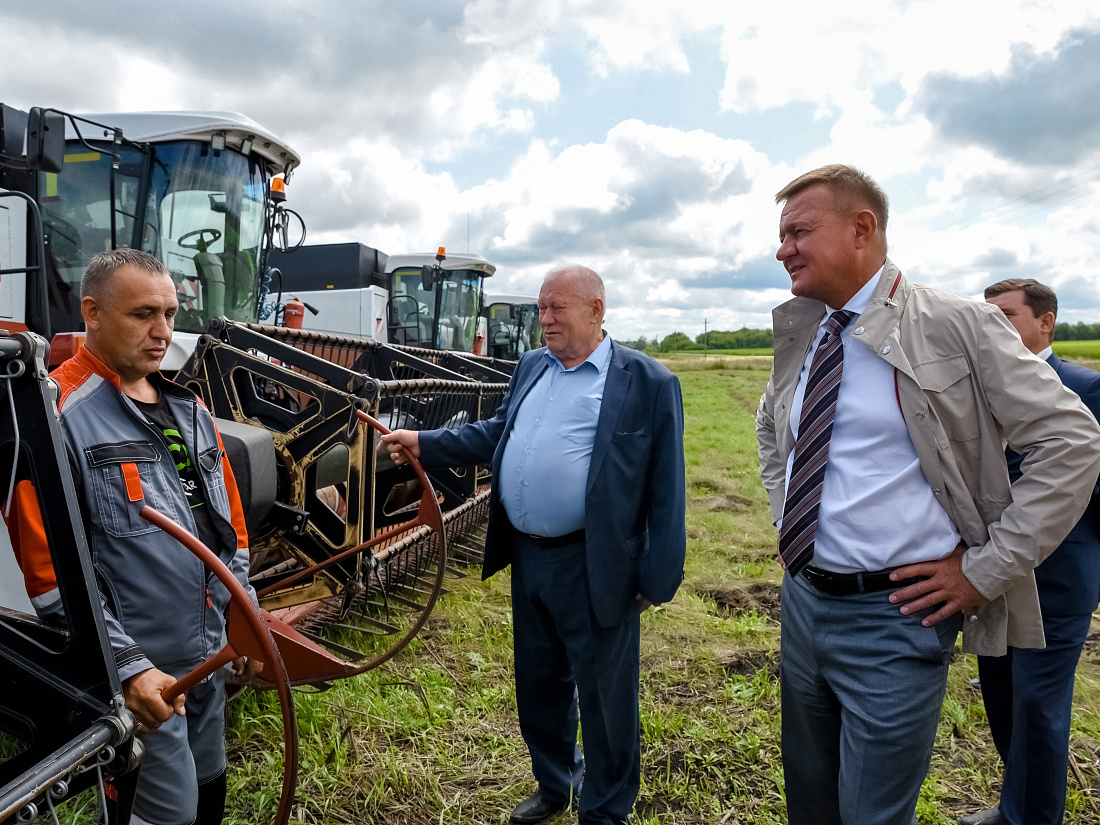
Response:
[217,432,250,550]
[5,480,58,599]
[122,462,143,503]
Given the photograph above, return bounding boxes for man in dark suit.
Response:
[961,279,1100,825]
[380,264,686,825]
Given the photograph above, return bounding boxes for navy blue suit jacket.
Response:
[1007,353,1100,616]
[419,340,687,628]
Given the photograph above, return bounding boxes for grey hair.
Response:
[544,264,605,304]
[81,249,170,303]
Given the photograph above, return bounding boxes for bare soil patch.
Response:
[689,479,754,513]
[717,648,779,679]
[699,582,782,622]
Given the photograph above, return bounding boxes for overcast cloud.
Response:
[4,0,1100,338]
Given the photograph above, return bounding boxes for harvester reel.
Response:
[254,408,448,676]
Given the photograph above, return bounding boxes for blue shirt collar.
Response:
[544,332,613,374]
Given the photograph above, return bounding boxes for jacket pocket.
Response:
[86,441,162,537]
[197,446,231,522]
[626,530,648,559]
[913,355,979,442]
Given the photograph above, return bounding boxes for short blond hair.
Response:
[775,164,889,233]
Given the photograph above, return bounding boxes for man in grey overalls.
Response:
[8,249,259,824]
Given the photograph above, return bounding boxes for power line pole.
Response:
[704,318,708,359]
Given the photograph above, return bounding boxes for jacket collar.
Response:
[855,257,907,349]
[770,258,915,379]
[71,346,192,400]
[851,259,917,380]
[72,346,123,390]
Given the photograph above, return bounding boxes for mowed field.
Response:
[44,362,1100,823]
[1054,340,1100,369]
[665,339,1100,364]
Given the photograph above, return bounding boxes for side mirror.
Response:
[26,108,65,174]
[0,104,29,159]
[420,264,435,292]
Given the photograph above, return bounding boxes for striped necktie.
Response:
[778,309,856,576]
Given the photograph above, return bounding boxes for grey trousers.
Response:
[780,570,961,825]
[133,670,227,825]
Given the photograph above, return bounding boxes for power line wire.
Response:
[934,162,1100,231]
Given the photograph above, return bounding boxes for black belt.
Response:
[521,528,586,548]
[801,565,924,596]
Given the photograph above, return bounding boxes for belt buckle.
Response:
[801,566,825,590]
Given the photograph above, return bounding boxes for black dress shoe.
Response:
[510,791,570,824]
[958,807,1001,825]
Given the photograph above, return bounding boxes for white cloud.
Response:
[6,0,1100,341]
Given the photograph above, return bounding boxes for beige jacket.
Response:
[757,260,1100,655]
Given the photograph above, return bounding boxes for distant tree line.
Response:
[1056,322,1100,340]
[617,322,1100,355]
[618,328,776,352]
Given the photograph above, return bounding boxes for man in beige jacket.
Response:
[756,164,1100,825]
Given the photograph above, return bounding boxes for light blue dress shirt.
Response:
[498,335,613,537]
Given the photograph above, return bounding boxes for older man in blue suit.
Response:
[380,264,686,825]
[960,279,1100,825]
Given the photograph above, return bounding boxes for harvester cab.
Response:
[386,247,492,353]
[268,243,497,353]
[483,292,541,361]
[0,103,303,370]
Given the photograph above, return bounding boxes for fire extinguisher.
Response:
[281,296,317,329]
[473,317,486,355]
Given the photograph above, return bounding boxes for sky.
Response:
[4,0,1100,341]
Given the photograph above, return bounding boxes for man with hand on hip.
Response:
[757,165,1100,825]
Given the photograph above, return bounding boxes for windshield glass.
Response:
[389,267,483,351]
[39,144,146,332]
[141,141,268,333]
[39,139,268,335]
[487,302,540,360]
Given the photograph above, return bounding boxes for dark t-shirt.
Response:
[133,393,222,553]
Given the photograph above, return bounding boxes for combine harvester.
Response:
[269,241,519,377]
[483,291,541,361]
[0,102,512,821]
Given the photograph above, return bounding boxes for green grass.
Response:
[39,360,1100,823]
[659,347,774,358]
[1054,340,1100,372]
[1053,340,1100,359]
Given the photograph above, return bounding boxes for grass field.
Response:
[658,348,774,358]
[1054,340,1100,370]
[42,362,1100,823]
[1054,340,1100,358]
[662,340,1100,363]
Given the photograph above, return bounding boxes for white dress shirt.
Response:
[784,269,960,573]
